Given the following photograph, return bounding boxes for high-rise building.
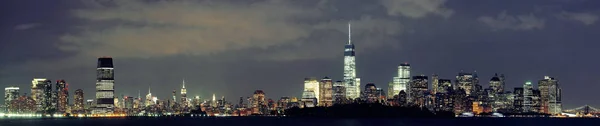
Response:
[252,90,266,114]
[431,74,439,95]
[456,72,476,96]
[180,79,188,110]
[539,76,561,115]
[55,80,69,113]
[362,83,378,103]
[409,75,428,107]
[523,81,533,113]
[124,96,134,109]
[394,63,411,97]
[343,23,360,100]
[318,77,333,107]
[437,79,452,94]
[42,79,53,112]
[4,87,19,112]
[489,73,505,94]
[145,88,153,107]
[31,78,48,111]
[303,78,319,101]
[94,57,115,114]
[332,81,346,105]
[86,99,95,110]
[513,88,524,113]
[74,89,84,112]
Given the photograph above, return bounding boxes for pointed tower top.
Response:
[148,87,151,94]
[182,78,186,89]
[348,22,352,45]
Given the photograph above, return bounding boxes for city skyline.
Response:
[2,0,600,110]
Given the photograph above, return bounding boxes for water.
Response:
[0,117,598,126]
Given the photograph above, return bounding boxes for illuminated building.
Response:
[387,82,395,98]
[472,101,483,114]
[319,77,333,107]
[543,76,562,115]
[146,88,153,107]
[211,94,216,107]
[531,89,541,113]
[362,83,378,103]
[396,63,411,96]
[55,80,68,113]
[114,96,120,109]
[124,96,133,109]
[343,23,360,100]
[193,96,201,108]
[437,79,452,94]
[31,78,50,111]
[409,75,428,107]
[523,81,533,112]
[301,91,317,108]
[252,90,265,114]
[431,74,439,94]
[94,57,115,114]
[9,96,35,113]
[277,97,290,110]
[42,78,53,112]
[513,87,524,112]
[73,89,84,112]
[180,79,188,110]
[86,99,95,110]
[303,78,319,102]
[332,81,346,105]
[4,87,19,112]
[456,72,476,96]
[489,74,504,94]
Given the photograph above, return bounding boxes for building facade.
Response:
[332,81,346,105]
[318,77,333,107]
[344,23,360,99]
[55,80,69,113]
[4,87,19,112]
[74,89,84,113]
[94,57,115,114]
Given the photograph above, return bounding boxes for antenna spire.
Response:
[348,22,352,45]
[182,78,186,89]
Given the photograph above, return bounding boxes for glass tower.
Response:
[94,57,115,114]
[344,23,360,99]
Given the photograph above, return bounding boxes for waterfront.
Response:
[1,117,599,126]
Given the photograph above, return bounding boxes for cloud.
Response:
[478,11,545,30]
[381,0,453,18]
[58,0,403,61]
[14,23,41,30]
[557,11,599,25]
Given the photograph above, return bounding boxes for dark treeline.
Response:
[284,103,455,118]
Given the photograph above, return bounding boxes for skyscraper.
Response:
[489,74,503,94]
[363,83,378,103]
[344,23,360,99]
[124,96,134,109]
[396,63,411,96]
[332,81,346,105]
[318,77,333,107]
[539,76,562,115]
[437,79,452,94]
[145,88,153,107]
[180,79,188,110]
[94,57,115,114]
[523,81,533,112]
[55,80,69,113]
[409,75,428,107]
[456,72,475,96]
[4,87,19,112]
[252,90,266,114]
[42,78,53,112]
[74,89,84,112]
[303,78,319,101]
[31,78,48,111]
[431,74,439,95]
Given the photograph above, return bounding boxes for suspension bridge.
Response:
[563,105,600,115]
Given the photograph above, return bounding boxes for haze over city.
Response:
[2,0,600,110]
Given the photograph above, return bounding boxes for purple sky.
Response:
[1,0,600,109]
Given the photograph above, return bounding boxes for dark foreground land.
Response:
[0,117,599,126]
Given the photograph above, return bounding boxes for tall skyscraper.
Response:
[363,83,378,103]
[55,80,69,113]
[74,89,84,112]
[397,63,411,96]
[252,90,266,114]
[344,23,360,99]
[4,87,20,111]
[539,76,562,115]
[94,57,115,114]
[489,74,503,94]
[303,78,319,101]
[523,81,533,112]
[145,88,153,107]
[431,74,439,95]
[180,79,188,110]
[456,72,476,96]
[332,81,346,105]
[31,78,48,111]
[42,79,53,112]
[409,75,428,107]
[318,77,333,107]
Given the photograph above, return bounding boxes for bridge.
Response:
[563,105,600,115]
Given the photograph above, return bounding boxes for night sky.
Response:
[1,0,599,109]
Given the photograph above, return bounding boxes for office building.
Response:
[55,80,69,113]
[74,89,84,112]
[318,77,333,107]
[4,87,19,112]
[252,90,266,114]
[181,79,188,110]
[343,23,360,99]
[539,76,562,115]
[362,83,378,103]
[431,74,439,94]
[437,79,452,94]
[332,81,346,104]
[523,81,533,112]
[303,78,319,102]
[456,72,477,96]
[94,57,115,114]
[409,75,428,107]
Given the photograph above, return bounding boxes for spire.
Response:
[182,78,186,89]
[348,22,352,45]
[148,87,151,94]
